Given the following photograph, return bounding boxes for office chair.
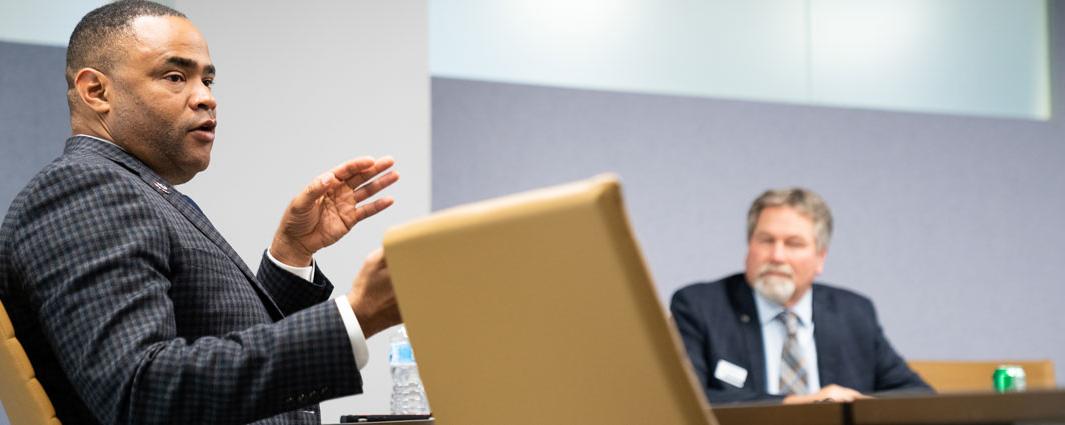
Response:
[0,299,61,425]
[383,175,715,424]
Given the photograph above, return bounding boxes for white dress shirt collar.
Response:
[753,284,814,328]
[73,133,126,151]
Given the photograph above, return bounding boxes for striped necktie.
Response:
[778,310,809,395]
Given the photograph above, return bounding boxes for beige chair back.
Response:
[384,175,715,425]
[0,299,61,425]
[908,360,1056,393]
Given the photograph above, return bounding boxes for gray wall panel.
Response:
[431,6,1065,385]
[0,38,68,425]
[0,41,69,212]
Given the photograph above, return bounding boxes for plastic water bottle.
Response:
[389,325,430,414]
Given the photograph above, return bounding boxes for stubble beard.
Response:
[117,94,204,183]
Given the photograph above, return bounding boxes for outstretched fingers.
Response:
[353,170,399,203]
[354,196,395,223]
[331,157,377,182]
[320,156,399,228]
[291,171,338,214]
[342,156,395,190]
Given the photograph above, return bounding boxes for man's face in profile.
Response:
[744,206,827,306]
[105,15,217,184]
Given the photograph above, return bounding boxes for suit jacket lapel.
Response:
[727,277,768,393]
[812,285,842,386]
[165,188,285,319]
[67,136,285,319]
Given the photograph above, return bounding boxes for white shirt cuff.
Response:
[334,297,370,370]
[266,249,315,282]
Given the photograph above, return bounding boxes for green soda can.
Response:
[992,365,1027,393]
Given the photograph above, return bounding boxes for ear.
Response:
[74,68,112,114]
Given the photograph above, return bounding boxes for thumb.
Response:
[291,171,335,213]
[366,247,387,269]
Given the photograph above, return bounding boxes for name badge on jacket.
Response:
[714,359,748,388]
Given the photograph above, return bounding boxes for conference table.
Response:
[713,389,1065,425]
[327,390,1064,424]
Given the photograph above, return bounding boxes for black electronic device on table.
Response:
[339,414,433,423]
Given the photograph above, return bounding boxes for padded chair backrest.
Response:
[384,175,715,425]
[908,360,1056,393]
[0,300,61,425]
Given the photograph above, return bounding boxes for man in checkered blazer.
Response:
[0,2,402,424]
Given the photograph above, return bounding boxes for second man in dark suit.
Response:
[671,188,931,404]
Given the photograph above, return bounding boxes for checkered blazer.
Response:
[0,136,363,424]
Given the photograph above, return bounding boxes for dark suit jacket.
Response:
[0,136,362,424]
[670,273,930,404]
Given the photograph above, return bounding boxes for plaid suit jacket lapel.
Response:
[167,189,286,320]
[65,136,286,319]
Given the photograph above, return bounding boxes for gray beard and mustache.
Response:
[752,263,796,305]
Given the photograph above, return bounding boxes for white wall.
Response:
[174,0,429,420]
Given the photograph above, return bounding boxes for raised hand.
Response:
[270,157,399,266]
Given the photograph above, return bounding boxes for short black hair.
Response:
[65,0,186,89]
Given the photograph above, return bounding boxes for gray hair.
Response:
[746,188,833,251]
